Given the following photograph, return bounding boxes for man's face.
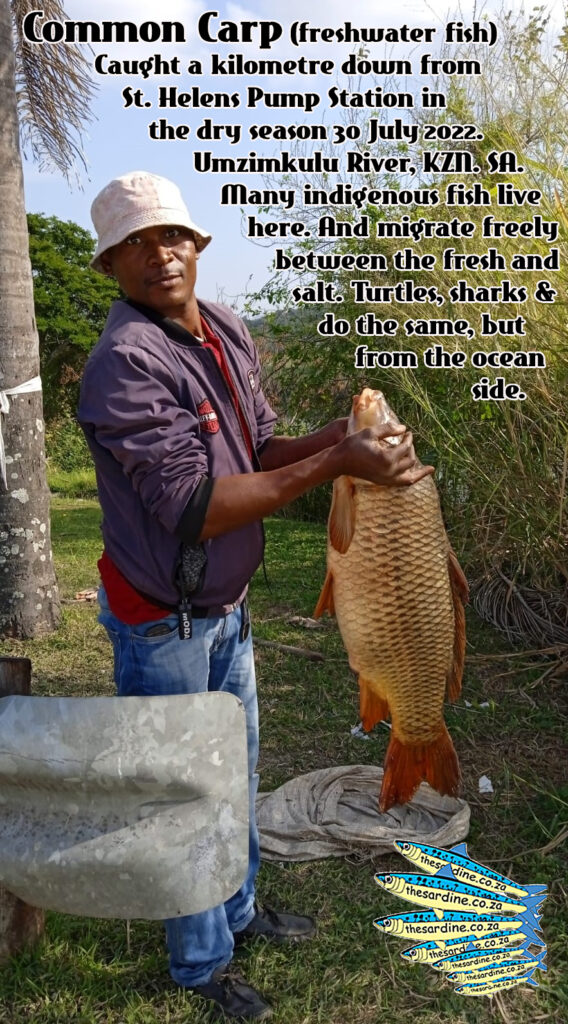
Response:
[101,224,199,316]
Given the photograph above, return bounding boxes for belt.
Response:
[192,605,223,618]
[178,596,250,641]
[191,598,243,618]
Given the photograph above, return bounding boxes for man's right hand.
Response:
[198,422,434,541]
[337,422,435,487]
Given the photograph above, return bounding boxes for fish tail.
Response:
[379,723,461,812]
[523,884,547,897]
[521,894,547,918]
[524,969,540,987]
[359,676,390,731]
[519,906,543,933]
[534,949,548,972]
[446,548,468,702]
[519,919,546,948]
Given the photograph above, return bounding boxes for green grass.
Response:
[0,502,566,1023]
[47,466,97,500]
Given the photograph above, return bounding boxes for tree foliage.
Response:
[13,0,94,180]
[250,9,568,598]
[28,214,119,419]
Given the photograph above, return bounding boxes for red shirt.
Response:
[99,315,253,624]
[200,316,253,459]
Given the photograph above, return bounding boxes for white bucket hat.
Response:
[90,171,212,273]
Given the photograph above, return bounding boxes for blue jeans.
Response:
[98,589,259,986]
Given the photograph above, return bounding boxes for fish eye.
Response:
[384,875,393,884]
[374,918,390,931]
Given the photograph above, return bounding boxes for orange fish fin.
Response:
[448,547,469,604]
[446,549,468,702]
[358,677,390,732]
[379,723,460,813]
[313,570,334,619]
[328,476,355,554]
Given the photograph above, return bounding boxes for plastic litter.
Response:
[478,775,495,794]
[350,722,370,740]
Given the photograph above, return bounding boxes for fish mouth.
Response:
[352,388,384,419]
[349,388,401,438]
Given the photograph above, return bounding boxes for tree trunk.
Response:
[0,0,61,637]
[0,657,45,960]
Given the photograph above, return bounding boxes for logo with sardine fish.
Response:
[374,841,547,997]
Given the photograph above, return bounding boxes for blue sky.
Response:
[22,0,565,310]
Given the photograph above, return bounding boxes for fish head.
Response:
[375,873,398,892]
[374,917,396,933]
[394,840,421,862]
[400,948,419,961]
[348,388,402,444]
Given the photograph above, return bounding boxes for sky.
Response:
[21,0,566,310]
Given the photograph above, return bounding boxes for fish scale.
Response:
[348,482,454,744]
[314,389,467,810]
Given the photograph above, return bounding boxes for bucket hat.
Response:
[90,171,212,272]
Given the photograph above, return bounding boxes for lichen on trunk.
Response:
[0,0,60,637]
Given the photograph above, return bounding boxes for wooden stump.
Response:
[0,657,45,961]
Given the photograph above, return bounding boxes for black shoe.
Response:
[233,903,316,946]
[190,966,273,1020]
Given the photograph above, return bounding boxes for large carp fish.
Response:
[314,388,469,812]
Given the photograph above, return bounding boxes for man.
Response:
[78,171,432,1020]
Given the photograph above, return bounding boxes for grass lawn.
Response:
[0,495,566,1023]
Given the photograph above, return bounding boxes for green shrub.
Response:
[45,416,93,473]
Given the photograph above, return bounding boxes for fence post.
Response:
[0,657,45,960]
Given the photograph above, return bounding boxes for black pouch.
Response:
[179,543,208,593]
[175,544,208,640]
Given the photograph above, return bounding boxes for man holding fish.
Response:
[78,171,432,1021]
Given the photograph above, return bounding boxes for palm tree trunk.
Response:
[0,657,45,958]
[0,0,61,636]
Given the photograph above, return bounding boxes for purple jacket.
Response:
[78,298,277,609]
